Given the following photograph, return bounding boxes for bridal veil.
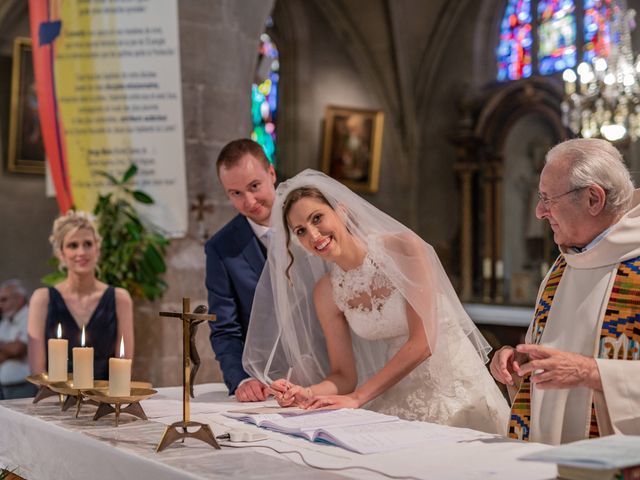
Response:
[242,169,490,386]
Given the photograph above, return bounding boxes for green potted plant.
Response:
[43,164,170,301]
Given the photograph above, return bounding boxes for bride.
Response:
[243,169,509,434]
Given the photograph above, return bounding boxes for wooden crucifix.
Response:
[156,298,220,452]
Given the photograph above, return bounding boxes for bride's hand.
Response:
[269,380,313,407]
[305,394,359,410]
[269,379,295,406]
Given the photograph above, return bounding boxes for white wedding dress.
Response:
[330,248,510,435]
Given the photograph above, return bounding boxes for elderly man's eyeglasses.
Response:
[537,187,586,208]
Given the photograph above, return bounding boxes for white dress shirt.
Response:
[246,218,272,249]
[0,305,30,385]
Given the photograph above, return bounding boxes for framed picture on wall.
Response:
[7,37,45,174]
[321,105,384,194]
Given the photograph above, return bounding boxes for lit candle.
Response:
[495,260,504,280]
[48,323,68,382]
[109,336,131,397]
[72,326,94,389]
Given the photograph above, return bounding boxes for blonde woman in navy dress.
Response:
[28,211,134,380]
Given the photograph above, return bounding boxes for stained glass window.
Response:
[583,0,615,62]
[537,0,577,74]
[495,0,623,81]
[497,0,534,81]
[251,32,279,164]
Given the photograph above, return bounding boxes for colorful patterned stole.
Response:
[508,255,640,441]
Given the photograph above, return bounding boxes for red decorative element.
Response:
[28,0,73,212]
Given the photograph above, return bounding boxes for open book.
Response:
[223,408,429,454]
[521,435,640,480]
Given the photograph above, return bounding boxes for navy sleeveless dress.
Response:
[45,287,118,380]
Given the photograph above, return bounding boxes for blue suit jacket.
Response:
[205,214,266,394]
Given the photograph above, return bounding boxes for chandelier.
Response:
[562,0,640,142]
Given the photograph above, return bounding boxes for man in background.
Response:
[0,279,34,399]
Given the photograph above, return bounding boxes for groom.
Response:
[205,139,275,402]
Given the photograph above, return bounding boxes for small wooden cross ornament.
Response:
[190,194,215,242]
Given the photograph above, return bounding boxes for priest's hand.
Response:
[515,344,602,391]
[235,378,269,402]
[490,345,526,386]
[270,379,314,407]
[304,394,360,410]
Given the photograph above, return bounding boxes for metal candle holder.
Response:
[49,380,107,417]
[83,387,157,426]
[156,298,220,452]
[26,373,72,406]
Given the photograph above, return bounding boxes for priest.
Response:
[490,138,640,444]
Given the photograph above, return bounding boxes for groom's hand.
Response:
[235,378,269,402]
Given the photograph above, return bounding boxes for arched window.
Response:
[251,31,279,165]
[496,0,616,81]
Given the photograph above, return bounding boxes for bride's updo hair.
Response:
[49,210,101,259]
[282,186,332,280]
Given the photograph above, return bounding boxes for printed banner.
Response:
[29,0,187,236]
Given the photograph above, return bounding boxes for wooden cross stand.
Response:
[156,298,220,452]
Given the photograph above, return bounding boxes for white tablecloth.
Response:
[0,383,556,480]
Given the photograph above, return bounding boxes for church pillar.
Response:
[453,162,477,302]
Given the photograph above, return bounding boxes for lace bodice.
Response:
[330,249,510,434]
[331,253,408,341]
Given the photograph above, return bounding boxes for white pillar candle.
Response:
[72,326,94,389]
[48,323,68,382]
[109,336,131,397]
[73,348,94,388]
[495,260,504,280]
[482,258,491,279]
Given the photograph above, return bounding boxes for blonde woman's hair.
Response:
[49,210,101,259]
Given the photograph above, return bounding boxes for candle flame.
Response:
[119,336,125,358]
[81,325,86,347]
[56,323,62,339]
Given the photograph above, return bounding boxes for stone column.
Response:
[453,162,477,301]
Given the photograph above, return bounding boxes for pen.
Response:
[279,366,293,400]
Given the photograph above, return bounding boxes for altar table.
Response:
[0,383,556,480]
